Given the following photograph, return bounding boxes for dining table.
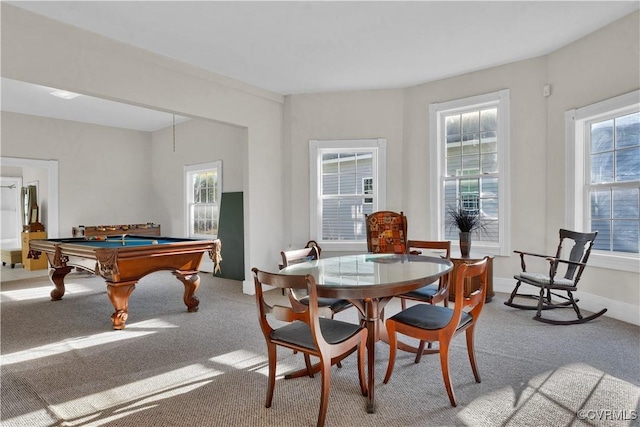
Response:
[279,252,453,413]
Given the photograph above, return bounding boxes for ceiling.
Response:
[2,1,638,131]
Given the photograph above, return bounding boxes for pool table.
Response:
[28,235,222,330]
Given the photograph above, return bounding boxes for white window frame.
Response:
[429,89,511,256]
[565,90,639,273]
[184,160,223,239]
[309,138,387,252]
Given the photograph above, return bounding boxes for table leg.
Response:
[362,298,380,413]
[173,271,200,312]
[106,280,137,330]
[49,266,73,300]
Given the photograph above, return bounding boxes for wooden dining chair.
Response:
[280,246,353,317]
[252,268,368,427]
[364,211,408,254]
[383,257,489,407]
[398,240,452,362]
[400,240,451,309]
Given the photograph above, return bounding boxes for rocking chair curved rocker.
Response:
[504,229,607,325]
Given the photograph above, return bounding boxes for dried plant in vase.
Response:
[446,205,486,257]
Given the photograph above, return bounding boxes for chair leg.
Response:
[439,340,457,407]
[535,286,546,319]
[304,353,314,378]
[401,298,407,310]
[414,340,434,363]
[465,326,481,383]
[383,322,397,384]
[567,291,583,320]
[317,356,332,427]
[266,344,277,408]
[506,280,522,304]
[414,340,426,363]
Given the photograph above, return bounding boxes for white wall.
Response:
[150,118,247,236]
[545,11,640,322]
[284,12,640,324]
[1,4,285,292]
[284,89,405,248]
[1,112,153,237]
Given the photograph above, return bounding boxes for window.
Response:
[566,90,639,272]
[184,161,222,238]
[310,139,387,251]
[429,89,511,256]
[363,177,373,204]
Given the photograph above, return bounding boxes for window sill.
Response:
[589,252,639,273]
[318,242,368,252]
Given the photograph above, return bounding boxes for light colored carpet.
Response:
[1,271,639,426]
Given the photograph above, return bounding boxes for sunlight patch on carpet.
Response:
[50,365,223,421]
[125,318,179,329]
[457,363,640,426]
[0,282,95,302]
[1,330,155,365]
[62,403,157,427]
[209,349,267,369]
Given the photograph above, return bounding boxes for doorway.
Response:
[0,157,59,238]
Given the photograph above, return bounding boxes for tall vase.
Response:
[459,231,471,257]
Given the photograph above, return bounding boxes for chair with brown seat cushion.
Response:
[504,229,606,325]
[365,211,408,254]
[383,257,489,407]
[252,268,368,427]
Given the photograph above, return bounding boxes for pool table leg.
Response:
[173,271,200,312]
[106,281,137,330]
[49,266,73,300]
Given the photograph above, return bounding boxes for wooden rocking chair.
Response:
[504,229,606,325]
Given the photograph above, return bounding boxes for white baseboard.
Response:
[494,277,640,326]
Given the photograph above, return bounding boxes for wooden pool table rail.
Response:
[29,237,221,330]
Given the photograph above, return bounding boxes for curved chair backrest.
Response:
[280,246,321,307]
[252,268,328,332]
[304,240,322,257]
[365,211,408,254]
[556,229,598,282]
[280,245,320,270]
[405,239,452,303]
[452,257,489,322]
[406,239,451,258]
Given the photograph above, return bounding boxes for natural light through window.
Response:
[309,138,387,251]
[429,89,511,256]
[566,90,639,272]
[184,161,222,238]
